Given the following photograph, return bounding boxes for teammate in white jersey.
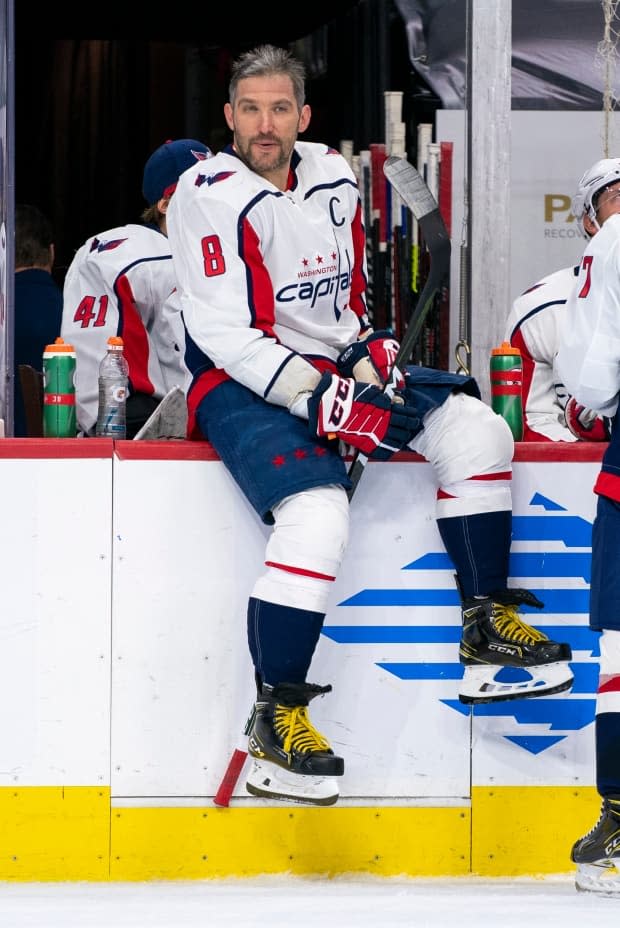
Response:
[556,159,620,894]
[505,161,617,443]
[61,138,212,437]
[505,264,580,441]
[167,44,572,807]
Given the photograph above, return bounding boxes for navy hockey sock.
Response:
[437,509,511,598]
[596,711,620,797]
[247,596,325,687]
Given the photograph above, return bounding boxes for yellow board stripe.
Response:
[471,786,599,876]
[110,805,470,880]
[0,786,602,881]
[0,787,109,881]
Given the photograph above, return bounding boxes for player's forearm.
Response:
[557,347,619,415]
[186,314,321,412]
[227,344,321,412]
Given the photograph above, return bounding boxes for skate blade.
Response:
[459,661,574,704]
[575,861,620,895]
[246,759,339,806]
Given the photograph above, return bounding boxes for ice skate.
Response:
[458,588,573,704]
[572,798,620,895]
[246,681,343,806]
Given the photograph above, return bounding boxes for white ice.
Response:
[0,874,619,928]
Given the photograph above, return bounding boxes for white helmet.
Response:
[572,157,620,236]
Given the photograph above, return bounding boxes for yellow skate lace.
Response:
[579,801,620,842]
[581,802,607,840]
[492,603,548,645]
[274,704,331,755]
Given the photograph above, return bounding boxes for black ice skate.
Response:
[246,681,344,806]
[458,588,573,704]
[572,798,620,895]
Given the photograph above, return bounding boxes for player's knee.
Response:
[422,392,514,483]
[455,399,514,477]
[268,484,350,576]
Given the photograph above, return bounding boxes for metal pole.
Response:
[466,0,512,404]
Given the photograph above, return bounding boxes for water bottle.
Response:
[42,337,77,438]
[490,341,524,441]
[96,336,129,438]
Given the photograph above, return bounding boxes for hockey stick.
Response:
[213,747,247,807]
[132,385,187,441]
[346,155,451,499]
[213,704,256,807]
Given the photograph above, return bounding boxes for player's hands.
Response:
[307,373,419,461]
[565,396,611,441]
[337,330,404,389]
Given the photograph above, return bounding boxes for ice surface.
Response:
[0,873,619,928]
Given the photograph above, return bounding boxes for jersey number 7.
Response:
[578,255,593,298]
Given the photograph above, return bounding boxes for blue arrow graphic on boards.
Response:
[324,493,599,753]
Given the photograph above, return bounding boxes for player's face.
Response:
[224,74,311,189]
[594,180,620,226]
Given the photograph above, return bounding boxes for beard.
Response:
[235,135,292,178]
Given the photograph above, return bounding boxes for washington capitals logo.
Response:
[195,171,236,189]
[322,492,599,755]
[90,237,127,254]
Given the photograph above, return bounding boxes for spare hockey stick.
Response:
[346,155,451,499]
[132,385,187,441]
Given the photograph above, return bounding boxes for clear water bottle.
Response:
[96,336,129,438]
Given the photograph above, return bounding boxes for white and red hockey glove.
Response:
[565,396,611,442]
[337,329,404,389]
[307,373,419,461]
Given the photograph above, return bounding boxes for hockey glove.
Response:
[336,330,404,389]
[307,372,419,461]
[565,395,611,442]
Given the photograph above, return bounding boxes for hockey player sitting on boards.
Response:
[167,44,573,807]
[504,159,617,444]
[61,138,212,438]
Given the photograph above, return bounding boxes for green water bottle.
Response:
[42,337,77,438]
[490,341,524,441]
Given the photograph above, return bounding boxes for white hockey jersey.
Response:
[504,264,580,441]
[61,224,189,435]
[166,142,369,434]
[557,212,620,418]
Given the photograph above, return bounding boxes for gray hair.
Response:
[229,45,306,111]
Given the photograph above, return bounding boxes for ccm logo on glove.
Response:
[307,372,419,461]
